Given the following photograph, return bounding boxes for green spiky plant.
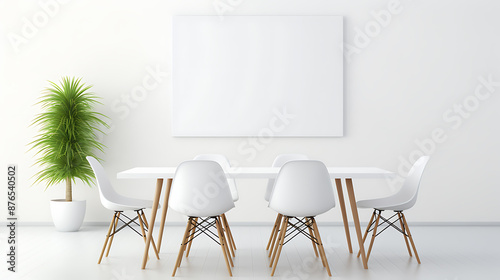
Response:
[30,77,108,202]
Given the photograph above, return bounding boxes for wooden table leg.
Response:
[345,178,368,269]
[335,178,353,253]
[156,178,172,253]
[141,178,163,269]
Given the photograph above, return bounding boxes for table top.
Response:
[117,166,394,180]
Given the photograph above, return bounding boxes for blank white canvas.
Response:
[172,16,343,137]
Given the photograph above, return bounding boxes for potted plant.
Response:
[30,77,108,231]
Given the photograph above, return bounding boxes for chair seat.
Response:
[175,208,228,218]
[357,196,411,211]
[274,207,332,218]
[102,197,158,212]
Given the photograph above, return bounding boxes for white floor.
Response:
[1,224,499,280]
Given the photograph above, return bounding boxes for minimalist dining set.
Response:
[86,154,430,277]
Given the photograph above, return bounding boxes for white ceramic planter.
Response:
[50,199,86,232]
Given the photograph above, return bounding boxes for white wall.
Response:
[1,0,499,225]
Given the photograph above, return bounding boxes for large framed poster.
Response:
[172,16,343,137]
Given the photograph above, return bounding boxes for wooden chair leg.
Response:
[401,213,421,264]
[185,217,198,257]
[358,210,376,258]
[98,213,117,264]
[137,211,149,251]
[366,210,381,262]
[172,217,195,276]
[269,216,286,267]
[310,218,326,268]
[222,213,237,252]
[183,218,195,252]
[105,212,120,257]
[306,218,319,257]
[266,213,282,250]
[215,216,233,276]
[311,218,332,277]
[271,216,289,276]
[268,214,283,257]
[140,211,149,228]
[179,219,196,265]
[217,217,234,267]
[397,212,412,257]
[220,214,235,258]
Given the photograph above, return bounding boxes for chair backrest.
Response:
[169,160,235,217]
[193,154,239,202]
[86,156,127,210]
[264,154,309,202]
[269,160,335,217]
[393,156,430,210]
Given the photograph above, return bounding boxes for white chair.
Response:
[268,160,335,276]
[265,154,309,253]
[86,156,159,264]
[356,156,430,264]
[170,160,235,277]
[192,154,238,256]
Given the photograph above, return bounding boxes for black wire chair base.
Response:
[282,217,319,246]
[365,210,408,238]
[184,217,221,246]
[108,209,149,238]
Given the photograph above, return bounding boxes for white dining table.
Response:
[117,166,394,270]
